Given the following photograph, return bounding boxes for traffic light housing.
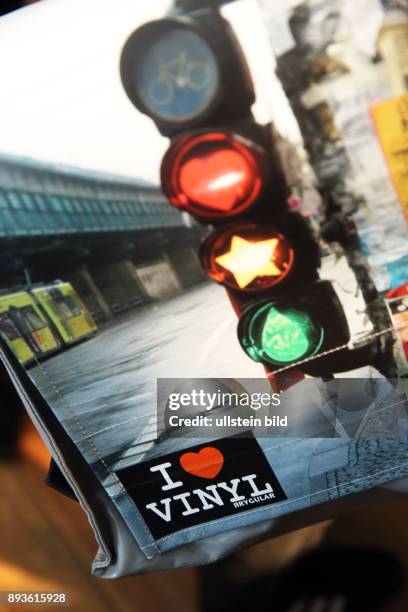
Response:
[120,5,378,380]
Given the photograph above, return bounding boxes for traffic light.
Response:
[160,130,269,220]
[120,4,375,379]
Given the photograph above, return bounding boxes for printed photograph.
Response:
[1,0,408,610]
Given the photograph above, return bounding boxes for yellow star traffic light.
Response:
[200,223,295,293]
[215,235,282,289]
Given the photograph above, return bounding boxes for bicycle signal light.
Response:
[200,223,295,291]
[119,11,369,380]
[125,21,220,123]
[120,15,254,135]
[161,132,268,219]
[238,301,324,367]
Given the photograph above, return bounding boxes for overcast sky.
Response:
[0,0,301,183]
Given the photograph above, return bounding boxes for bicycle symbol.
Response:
[149,51,214,107]
[265,329,303,352]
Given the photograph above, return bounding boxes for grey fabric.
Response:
[2,341,408,576]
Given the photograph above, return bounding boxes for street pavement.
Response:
[29,282,264,470]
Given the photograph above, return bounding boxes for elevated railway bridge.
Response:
[0,154,206,321]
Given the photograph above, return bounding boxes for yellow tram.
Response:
[0,281,97,365]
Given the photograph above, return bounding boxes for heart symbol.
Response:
[179,150,250,211]
[179,447,224,479]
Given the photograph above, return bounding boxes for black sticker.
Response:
[116,434,287,540]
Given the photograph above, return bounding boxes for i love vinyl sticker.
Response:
[116,434,287,540]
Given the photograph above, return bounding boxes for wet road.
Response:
[30,282,264,470]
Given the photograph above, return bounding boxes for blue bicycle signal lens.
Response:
[136,26,220,123]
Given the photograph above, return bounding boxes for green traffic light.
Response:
[241,303,324,366]
[261,307,319,363]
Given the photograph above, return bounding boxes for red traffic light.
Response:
[160,131,268,220]
[200,223,295,292]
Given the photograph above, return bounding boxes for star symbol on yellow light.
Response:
[215,235,283,289]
